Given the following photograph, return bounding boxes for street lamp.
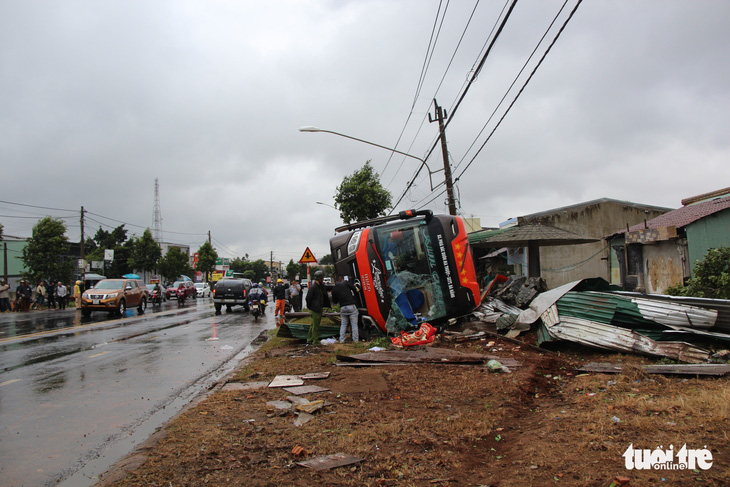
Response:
[299,126,441,192]
[316,201,337,210]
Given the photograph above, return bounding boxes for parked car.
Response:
[300,279,309,288]
[146,284,167,301]
[166,280,196,300]
[212,278,252,314]
[81,278,148,316]
[195,282,211,298]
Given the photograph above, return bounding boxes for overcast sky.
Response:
[1,0,729,265]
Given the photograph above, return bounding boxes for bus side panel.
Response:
[355,229,388,331]
[452,217,482,308]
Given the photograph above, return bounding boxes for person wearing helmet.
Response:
[73,280,83,309]
[249,282,266,309]
[273,278,287,321]
[305,270,330,344]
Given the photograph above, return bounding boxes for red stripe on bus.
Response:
[452,218,482,307]
[355,229,386,329]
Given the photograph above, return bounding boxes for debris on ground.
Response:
[577,362,730,376]
[461,276,730,363]
[296,453,364,471]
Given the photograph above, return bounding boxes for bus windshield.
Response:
[372,219,449,332]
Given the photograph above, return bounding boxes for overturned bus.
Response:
[329,209,481,335]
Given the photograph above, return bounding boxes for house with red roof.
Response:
[607,187,730,294]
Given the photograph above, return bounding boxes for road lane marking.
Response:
[88,351,111,358]
[0,379,21,387]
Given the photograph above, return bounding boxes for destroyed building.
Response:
[606,187,730,294]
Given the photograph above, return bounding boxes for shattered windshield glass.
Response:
[372,220,448,332]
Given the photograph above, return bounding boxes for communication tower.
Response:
[152,178,163,244]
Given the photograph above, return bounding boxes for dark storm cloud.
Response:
[1,0,728,258]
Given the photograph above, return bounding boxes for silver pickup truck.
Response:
[212,278,252,314]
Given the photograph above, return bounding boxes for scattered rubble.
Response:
[464,275,730,363]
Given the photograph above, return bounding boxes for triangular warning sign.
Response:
[299,247,318,264]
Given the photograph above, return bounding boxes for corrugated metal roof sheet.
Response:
[631,297,718,329]
[556,291,618,324]
[614,292,730,334]
[544,316,710,363]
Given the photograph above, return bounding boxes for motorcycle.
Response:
[176,287,187,307]
[151,289,163,307]
[250,299,266,320]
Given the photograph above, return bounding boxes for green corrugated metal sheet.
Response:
[686,208,730,274]
[556,291,618,324]
[556,291,657,328]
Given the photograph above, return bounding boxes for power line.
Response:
[453,0,583,184]
[390,0,519,213]
[384,0,483,188]
[411,0,449,109]
[454,0,572,173]
[0,200,75,212]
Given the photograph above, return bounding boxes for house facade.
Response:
[607,188,730,294]
[481,198,672,289]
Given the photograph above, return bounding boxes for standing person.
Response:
[56,281,68,310]
[35,281,47,310]
[73,280,82,309]
[273,279,287,320]
[331,275,360,343]
[289,279,302,312]
[0,280,10,312]
[16,280,32,311]
[46,281,56,309]
[305,271,330,345]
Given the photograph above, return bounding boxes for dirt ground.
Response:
[99,328,729,487]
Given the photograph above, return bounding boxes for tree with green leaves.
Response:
[21,217,75,284]
[666,246,730,299]
[334,160,392,224]
[129,229,162,277]
[230,256,248,274]
[249,259,269,282]
[158,247,194,283]
[196,241,218,282]
[84,224,133,278]
[286,259,300,279]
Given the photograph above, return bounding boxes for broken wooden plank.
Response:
[296,453,364,470]
[221,381,269,391]
[337,348,522,368]
[284,385,330,395]
[577,362,730,376]
[293,412,314,427]
[335,361,413,367]
[268,375,305,388]
[296,399,325,414]
[299,372,330,380]
[266,400,293,411]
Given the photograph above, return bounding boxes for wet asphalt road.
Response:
[0,297,275,487]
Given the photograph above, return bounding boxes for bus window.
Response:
[373,220,449,333]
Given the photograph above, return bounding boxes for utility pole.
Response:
[270,251,274,284]
[430,99,457,216]
[208,230,211,245]
[80,206,86,279]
